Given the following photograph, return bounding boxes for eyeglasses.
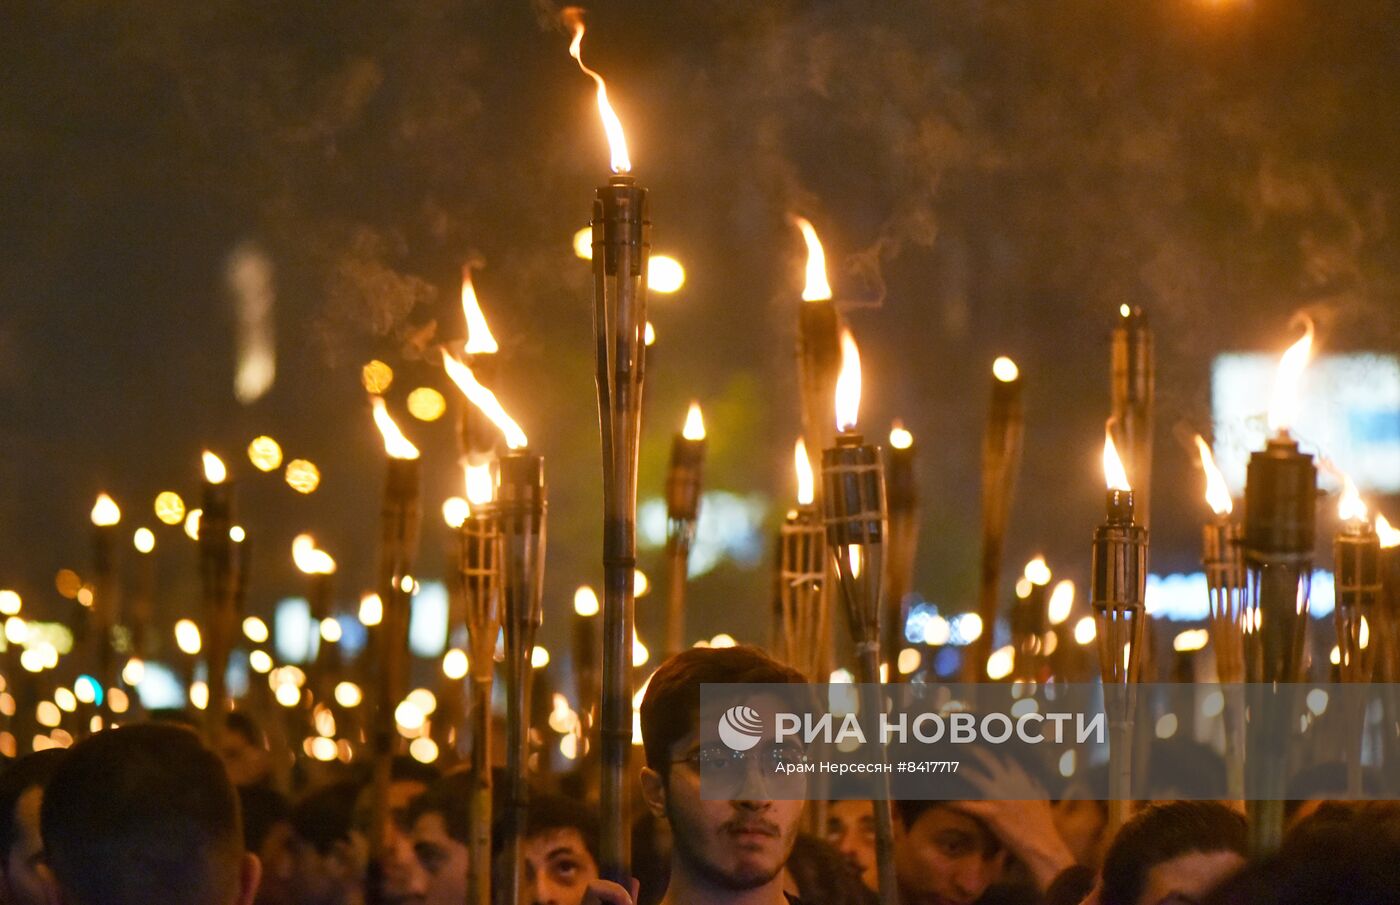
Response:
[673,742,809,796]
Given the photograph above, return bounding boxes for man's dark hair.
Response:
[408,770,474,846]
[291,781,362,854]
[1100,801,1246,905]
[40,724,245,905]
[238,784,289,852]
[639,645,806,773]
[390,754,440,788]
[524,791,600,860]
[0,749,66,864]
[224,710,267,750]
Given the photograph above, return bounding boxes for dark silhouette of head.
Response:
[39,723,258,905]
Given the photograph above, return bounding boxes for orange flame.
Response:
[461,266,499,356]
[682,402,705,441]
[1267,317,1314,436]
[992,356,1019,383]
[464,462,494,508]
[90,493,121,527]
[202,451,228,484]
[1193,435,1233,516]
[291,534,337,575]
[370,397,421,460]
[1103,423,1131,492]
[834,329,862,432]
[1377,513,1400,549]
[565,9,631,174]
[441,351,528,450]
[792,216,832,302]
[794,437,815,506]
[1338,471,1367,523]
[889,422,913,449]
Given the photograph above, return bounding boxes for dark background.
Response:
[2,0,1398,665]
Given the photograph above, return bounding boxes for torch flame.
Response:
[834,329,862,433]
[369,397,421,460]
[574,585,600,617]
[992,356,1020,383]
[889,422,913,449]
[682,402,705,441]
[1103,423,1131,492]
[565,9,631,174]
[1376,513,1400,549]
[291,534,336,575]
[441,351,529,450]
[1267,317,1314,437]
[202,451,228,484]
[1193,435,1234,516]
[465,462,495,508]
[1338,471,1367,523]
[792,216,833,302]
[461,267,499,356]
[90,493,121,527]
[794,438,815,506]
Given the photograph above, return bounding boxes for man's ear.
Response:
[639,766,667,820]
[236,852,262,905]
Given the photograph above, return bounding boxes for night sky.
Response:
[3,0,1398,663]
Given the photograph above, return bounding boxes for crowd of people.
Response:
[0,644,1395,905]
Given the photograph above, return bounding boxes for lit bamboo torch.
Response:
[1195,435,1246,801]
[664,402,706,657]
[443,351,542,905]
[568,10,646,885]
[1111,305,1155,530]
[1377,514,1400,684]
[456,462,501,905]
[89,493,122,697]
[1012,556,1051,683]
[1333,471,1378,797]
[969,356,1023,682]
[884,423,919,681]
[367,397,422,874]
[775,439,828,680]
[292,534,337,708]
[1242,319,1317,854]
[199,452,238,732]
[820,329,898,905]
[1091,424,1148,836]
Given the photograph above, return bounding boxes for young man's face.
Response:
[644,726,805,892]
[894,805,1005,905]
[825,799,878,891]
[521,826,598,905]
[411,811,469,905]
[2,786,48,905]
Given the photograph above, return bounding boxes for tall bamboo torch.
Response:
[1378,514,1400,684]
[969,357,1023,682]
[1333,472,1378,797]
[456,462,501,905]
[884,424,919,680]
[443,351,543,905]
[1242,319,1317,854]
[1091,425,1148,836]
[776,439,827,680]
[292,535,338,709]
[567,11,647,885]
[664,403,706,657]
[1012,556,1052,684]
[820,329,899,905]
[1195,436,1246,802]
[199,452,237,733]
[89,494,121,700]
[367,397,422,875]
[1111,305,1155,531]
